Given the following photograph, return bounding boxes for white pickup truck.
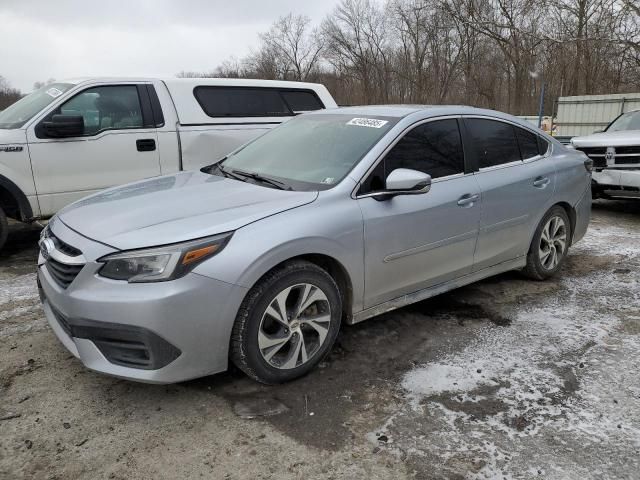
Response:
[0,77,337,249]
[571,109,640,199]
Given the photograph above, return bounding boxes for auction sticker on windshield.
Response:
[347,118,389,128]
[46,87,63,98]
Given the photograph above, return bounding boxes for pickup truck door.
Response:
[26,84,162,215]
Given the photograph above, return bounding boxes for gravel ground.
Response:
[0,200,638,480]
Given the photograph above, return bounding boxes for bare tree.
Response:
[322,0,392,103]
[0,76,22,110]
[33,78,56,90]
[259,14,323,81]
[178,0,640,113]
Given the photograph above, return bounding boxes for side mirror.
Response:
[363,168,432,201]
[385,168,431,194]
[43,114,84,138]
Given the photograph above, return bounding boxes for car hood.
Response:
[0,128,27,145]
[58,171,318,250]
[571,130,640,148]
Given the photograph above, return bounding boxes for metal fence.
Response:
[554,93,640,137]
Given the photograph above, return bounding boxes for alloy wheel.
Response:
[258,283,332,369]
[539,215,567,270]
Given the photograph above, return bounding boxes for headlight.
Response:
[97,232,232,283]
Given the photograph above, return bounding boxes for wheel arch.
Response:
[554,201,577,246]
[528,201,577,250]
[0,174,33,221]
[241,252,355,325]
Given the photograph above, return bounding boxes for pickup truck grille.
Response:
[575,146,640,168]
[575,147,606,168]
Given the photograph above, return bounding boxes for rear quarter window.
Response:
[537,136,550,155]
[515,126,540,159]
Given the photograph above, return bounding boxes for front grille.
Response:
[615,146,640,155]
[47,231,82,257]
[617,157,640,165]
[575,147,606,168]
[576,147,606,155]
[46,257,84,289]
[41,228,85,289]
[575,146,640,168]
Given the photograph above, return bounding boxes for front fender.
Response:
[193,199,365,313]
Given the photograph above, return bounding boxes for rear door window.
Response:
[465,118,521,168]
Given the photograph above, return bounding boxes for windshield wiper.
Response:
[215,164,246,181]
[229,169,292,191]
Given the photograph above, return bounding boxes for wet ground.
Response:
[0,200,638,479]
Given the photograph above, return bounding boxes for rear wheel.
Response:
[230,260,342,384]
[523,206,571,280]
[0,207,8,253]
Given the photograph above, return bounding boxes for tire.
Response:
[522,206,571,280]
[0,207,8,253]
[230,260,342,384]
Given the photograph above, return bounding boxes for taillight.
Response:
[584,158,593,172]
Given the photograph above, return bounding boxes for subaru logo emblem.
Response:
[39,238,54,260]
[605,147,615,164]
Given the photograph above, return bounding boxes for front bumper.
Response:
[39,219,248,384]
[592,169,640,198]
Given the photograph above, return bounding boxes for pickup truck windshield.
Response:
[0,83,74,129]
[607,110,640,132]
[217,113,397,190]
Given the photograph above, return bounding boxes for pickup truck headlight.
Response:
[98,232,232,283]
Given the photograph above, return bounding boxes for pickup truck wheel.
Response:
[523,206,571,280]
[230,260,342,384]
[0,207,8,252]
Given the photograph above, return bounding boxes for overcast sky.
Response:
[0,0,342,92]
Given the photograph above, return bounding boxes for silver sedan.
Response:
[38,106,592,384]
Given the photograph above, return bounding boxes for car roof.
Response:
[310,104,521,120]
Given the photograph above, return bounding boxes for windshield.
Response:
[216,113,397,190]
[606,110,640,132]
[0,83,74,129]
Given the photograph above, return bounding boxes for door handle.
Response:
[457,193,479,207]
[533,176,550,188]
[136,139,156,152]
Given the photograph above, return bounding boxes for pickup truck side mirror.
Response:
[43,114,84,138]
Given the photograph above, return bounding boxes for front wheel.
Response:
[523,206,571,280]
[230,260,342,384]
